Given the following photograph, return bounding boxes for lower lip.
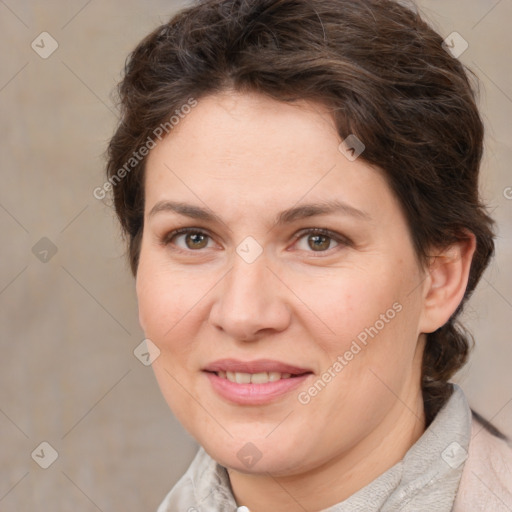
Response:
[204,371,312,405]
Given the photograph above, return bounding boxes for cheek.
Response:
[135,252,204,430]
[299,270,405,356]
[135,247,217,366]
[306,296,421,435]
[309,262,423,392]
[136,248,191,342]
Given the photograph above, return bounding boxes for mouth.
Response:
[202,358,313,381]
[210,370,298,384]
[202,359,314,405]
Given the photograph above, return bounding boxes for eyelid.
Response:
[161,226,351,254]
[290,227,352,253]
[161,226,216,248]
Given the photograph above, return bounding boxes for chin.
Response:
[197,431,307,476]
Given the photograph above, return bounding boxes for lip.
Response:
[202,359,314,405]
[204,372,311,405]
[202,358,312,375]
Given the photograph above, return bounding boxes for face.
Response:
[136,91,428,476]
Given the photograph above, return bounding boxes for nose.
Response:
[208,250,291,341]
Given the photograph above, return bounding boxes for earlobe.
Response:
[419,233,477,334]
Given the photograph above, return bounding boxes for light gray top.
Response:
[157,384,473,512]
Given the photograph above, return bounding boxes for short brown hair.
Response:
[106,0,495,425]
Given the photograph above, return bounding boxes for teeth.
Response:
[251,372,271,384]
[220,371,294,383]
[235,372,251,384]
[268,371,282,382]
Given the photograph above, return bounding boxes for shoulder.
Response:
[453,414,512,511]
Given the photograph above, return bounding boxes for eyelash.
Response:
[161,227,351,256]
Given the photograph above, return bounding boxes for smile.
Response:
[214,370,293,384]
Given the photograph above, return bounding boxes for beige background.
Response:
[0,1,510,510]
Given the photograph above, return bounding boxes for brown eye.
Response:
[164,228,213,251]
[307,233,333,251]
[184,232,209,249]
[294,228,350,254]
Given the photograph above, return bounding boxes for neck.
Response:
[228,387,426,512]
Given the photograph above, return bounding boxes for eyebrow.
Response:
[148,199,371,226]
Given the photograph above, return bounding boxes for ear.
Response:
[418,232,477,334]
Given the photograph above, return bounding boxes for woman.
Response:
[105,0,512,510]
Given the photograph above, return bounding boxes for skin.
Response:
[136,91,476,512]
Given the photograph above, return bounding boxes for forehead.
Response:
[143,92,398,225]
